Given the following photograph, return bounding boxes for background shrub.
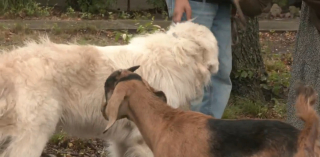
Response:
[65,0,116,14]
[0,0,51,16]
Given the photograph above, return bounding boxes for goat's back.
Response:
[207,119,299,157]
[154,112,300,157]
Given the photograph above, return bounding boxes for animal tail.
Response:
[295,83,319,156]
[295,84,318,122]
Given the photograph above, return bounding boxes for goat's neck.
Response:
[127,92,176,151]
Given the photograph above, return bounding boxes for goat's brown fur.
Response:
[102,67,212,157]
[104,79,212,156]
[102,67,320,157]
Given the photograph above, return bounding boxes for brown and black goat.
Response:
[101,65,320,157]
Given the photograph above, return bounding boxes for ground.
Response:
[0,25,296,156]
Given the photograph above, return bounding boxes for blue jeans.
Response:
[166,0,232,118]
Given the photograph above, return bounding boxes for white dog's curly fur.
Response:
[0,21,218,157]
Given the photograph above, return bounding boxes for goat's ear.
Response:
[127,65,140,72]
[154,91,167,103]
[103,87,127,134]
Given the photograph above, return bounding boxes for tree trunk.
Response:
[230,17,267,102]
[286,2,320,129]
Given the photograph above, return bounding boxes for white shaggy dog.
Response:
[0,21,218,157]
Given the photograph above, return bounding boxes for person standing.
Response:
[167,0,233,119]
[165,0,270,118]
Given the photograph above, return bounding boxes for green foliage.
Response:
[114,16,165,44]
[289,6,300,17]
[66,6,76,16]
[261,52,291,96]
[271,98,287,118]
[0,0,52,17]
[223,96,287,119]
[146,0,166,10]
[272,0,288,7]
[114,30,134,43]
[51,23,62,35]
[11,23,31,34]
[223,97,269,119]
[80,12,93,19]
[66,0,116,14]
[50,132,66,145]
[234,69,255,80]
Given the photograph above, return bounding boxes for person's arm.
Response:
[173,0,192,23]
[302,0,320,16]
[238,0,272,17]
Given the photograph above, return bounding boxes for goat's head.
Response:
[101,65,167,133]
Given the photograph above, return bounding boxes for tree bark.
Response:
[230,17,267,102]
[286,2,320,129]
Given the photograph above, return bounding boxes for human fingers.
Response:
[173,9,183,23]
[185,4,192,20]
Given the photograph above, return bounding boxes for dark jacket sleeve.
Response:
[302,0,320,15]
[302,0,320,32]
[238,0,272,17]
[288,0,302,6]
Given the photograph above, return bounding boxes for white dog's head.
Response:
[113,21,220,107]
[166,21,219,75]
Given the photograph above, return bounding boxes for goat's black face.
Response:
[104,71,121,91]
[104,65,141,98]
[102,65,168,121]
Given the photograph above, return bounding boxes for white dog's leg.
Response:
[0,97,60,157]
[1,131,52,157]
[124,141,153,157]
[105,120,153,157]
[106,141,127,157]
[107,137,153,157]
[123,127,153,157]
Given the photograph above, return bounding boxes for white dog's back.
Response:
[0,21,219,157]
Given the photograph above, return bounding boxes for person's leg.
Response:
[191,4,232,119]
[165,0,232,118]
[167,0,218,28]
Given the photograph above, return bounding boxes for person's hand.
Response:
[173,0,192,23]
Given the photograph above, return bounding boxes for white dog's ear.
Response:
[196,36,219,74]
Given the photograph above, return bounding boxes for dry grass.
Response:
[0,24,124,52]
